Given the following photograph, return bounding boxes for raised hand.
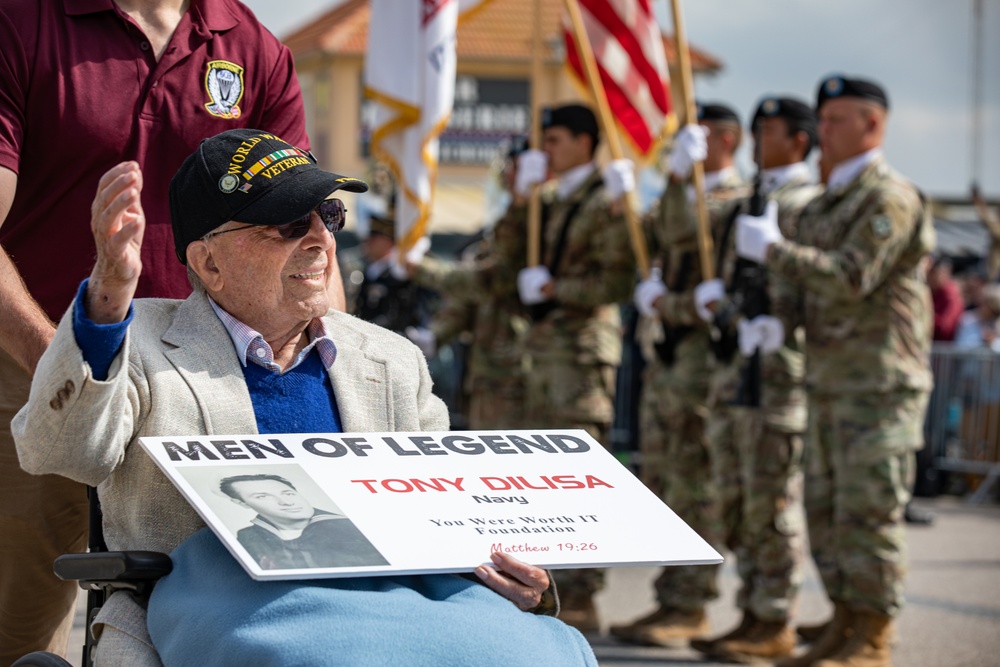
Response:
[87,162,146,323]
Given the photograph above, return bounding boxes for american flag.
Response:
[563,0,672,157]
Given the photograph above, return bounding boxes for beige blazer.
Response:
[13,289,448,654]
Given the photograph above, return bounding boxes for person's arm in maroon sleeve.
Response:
[0,167,56,374]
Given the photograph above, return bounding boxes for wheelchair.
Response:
[13,488,172,667]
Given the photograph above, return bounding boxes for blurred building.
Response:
[284,0,723,234]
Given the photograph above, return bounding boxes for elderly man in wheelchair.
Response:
[12,130,595,667]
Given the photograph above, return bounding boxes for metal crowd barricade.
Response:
[925,344,1000,503]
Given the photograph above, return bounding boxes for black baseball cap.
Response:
[541,104,600,141]
[816,74,889,111]
[169,128,369,264]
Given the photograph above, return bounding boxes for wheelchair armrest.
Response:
[54,551,173,584]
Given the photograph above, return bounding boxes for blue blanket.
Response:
[147,529,597,667]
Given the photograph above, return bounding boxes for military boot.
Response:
[775,603,854,667]
[714,620,796,664]
[796,618,831,643]
[609,606,676,643]
[689,611,756,655]
[632,608,709,648]
[814,612,893,667]
[558,591,601,634]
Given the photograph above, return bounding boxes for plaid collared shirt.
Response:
[208,298,338,373]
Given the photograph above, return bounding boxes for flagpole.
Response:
[563,0,651,279]
[667,0,714,281]
[527,0,543,267]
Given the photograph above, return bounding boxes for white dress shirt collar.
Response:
[556,162,597,200]
[760,162,812,195]
[827,147,882,191]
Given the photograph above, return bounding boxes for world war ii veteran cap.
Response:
[541,104,600,141]
[816,74,889,111]
[169,128,369,264]
[695,102,741,125]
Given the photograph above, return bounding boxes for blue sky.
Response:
[243,0,1000,199]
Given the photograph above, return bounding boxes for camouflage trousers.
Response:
[707,405,806,622]
[805,390,929,617]
[525,358,616,595]
[467,376,526,430]
[639,363,720,613]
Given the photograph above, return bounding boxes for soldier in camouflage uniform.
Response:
[736,76,935,667]
[348,211,437,335]
[509,104,637,632]
[612,103,747,647]
[687,97,823,663]
[410,216,530,429]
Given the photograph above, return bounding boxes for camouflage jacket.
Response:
[769,155,935,396]
[709,171,822,432]
[413,222,528,384]
[643,169,747,398]
[506,168,636,366]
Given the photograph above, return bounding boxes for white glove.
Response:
[389,236,431,280]
[514,149,548,196]
[602,159,635,200]
[668,124,708,179]
[405,326,437,358]
[735,199,782,263]
[737,315,785,357]
[517,265,553,305]
[694,278,725,323]
[633,268,667,318]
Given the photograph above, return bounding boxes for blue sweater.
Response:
[72,279,342,434]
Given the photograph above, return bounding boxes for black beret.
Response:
[751,96,816,128]
[696,102,740,125]
[541,104,599,137]
[816,74,889,110]
[368,210,395,240]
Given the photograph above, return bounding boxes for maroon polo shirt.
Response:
[0,0,309,319]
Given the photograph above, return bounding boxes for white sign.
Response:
[139,430,722,581]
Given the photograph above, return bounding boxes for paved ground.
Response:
[62,496,1000,666]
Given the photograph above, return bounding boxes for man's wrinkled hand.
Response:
[475,551,551,611]
[87,161,146,323]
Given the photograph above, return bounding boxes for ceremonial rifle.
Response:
[731,129,769,408]
[712,131,769,407]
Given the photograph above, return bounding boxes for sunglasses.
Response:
[205,198,347,240]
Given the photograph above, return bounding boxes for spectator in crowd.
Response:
[955,285,1000,351]
[929,255,965,341]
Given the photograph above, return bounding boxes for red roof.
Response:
[284,0,723,72]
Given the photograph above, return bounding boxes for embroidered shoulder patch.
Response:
[204,60,245,119]
[871,215,892,238]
